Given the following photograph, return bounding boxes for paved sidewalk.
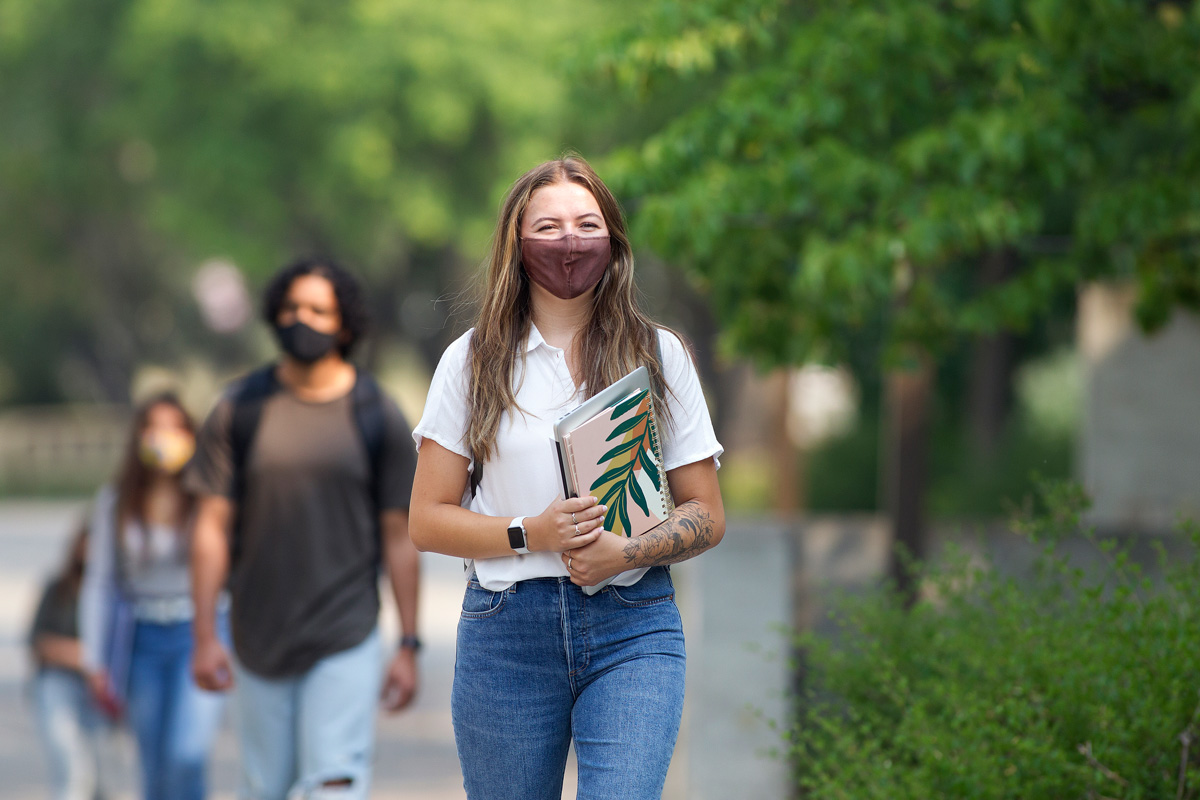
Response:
[0,500,790,799]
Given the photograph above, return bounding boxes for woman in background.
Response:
[79,392,224,800]
[29,522,108,800]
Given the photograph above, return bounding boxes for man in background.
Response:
[188,258,421,800]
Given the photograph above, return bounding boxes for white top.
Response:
[79,485,194,671]
[413,324,723,591]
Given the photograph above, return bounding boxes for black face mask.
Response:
[275,321,339,364]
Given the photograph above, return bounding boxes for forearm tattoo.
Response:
[622,500,716,567]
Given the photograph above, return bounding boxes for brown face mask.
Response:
[520,235,612,300]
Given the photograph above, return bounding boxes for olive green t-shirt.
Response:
[185,373,416,678]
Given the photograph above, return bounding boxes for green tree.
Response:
[594,0,1200,592]
[0,0,613,403]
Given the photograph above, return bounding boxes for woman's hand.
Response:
[85,669,109,701]
[525,495,607,553]
[559,527,626,587]
[86,669,124,720]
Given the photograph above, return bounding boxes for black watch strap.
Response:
[400,635,422,652]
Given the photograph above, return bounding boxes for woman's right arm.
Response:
[33,634,83,671]
[408,439,605,559]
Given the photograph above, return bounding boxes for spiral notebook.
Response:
[553,366,674,544]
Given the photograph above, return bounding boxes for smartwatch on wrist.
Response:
[507,516,530,555]
[399,635,422,652]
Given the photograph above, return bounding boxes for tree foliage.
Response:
[0,0,612,402]
[595,0,1200,368]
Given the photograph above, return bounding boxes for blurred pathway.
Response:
[0,500,790,799]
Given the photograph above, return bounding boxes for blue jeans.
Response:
[452,567,686,800]
[126,618,226,800]
[233,627,383,800]
[32,668,107,800]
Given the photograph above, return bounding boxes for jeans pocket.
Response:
[460,581,508,619]
[607,572,675,609]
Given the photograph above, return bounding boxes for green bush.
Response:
[788,482,1200,799]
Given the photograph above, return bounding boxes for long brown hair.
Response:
[466,154,676,465]
[114,392,197,531]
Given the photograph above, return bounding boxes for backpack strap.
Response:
[229,365,280,565]
[350,369,386,527]
[469,459,483,500]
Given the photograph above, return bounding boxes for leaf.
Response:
[606,412,648,441]
[591,461,634,491]
[618,493,631,537]
[628,470,650,516]
[604,492,623,533]
[598,436,641,464]
[636,447,661,490]
[610,389,649,419]
[600,479,626,506]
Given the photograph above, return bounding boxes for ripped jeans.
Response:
[232,627,382,800]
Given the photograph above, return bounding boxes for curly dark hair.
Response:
[261,257,370,357]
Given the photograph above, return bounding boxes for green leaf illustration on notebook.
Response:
[587,390,659,537]
[555,366,674,546]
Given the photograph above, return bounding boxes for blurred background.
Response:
[2,0,1199,797]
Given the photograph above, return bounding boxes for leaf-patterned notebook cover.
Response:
[561,382,673,538]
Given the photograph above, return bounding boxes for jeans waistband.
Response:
[132,595,193,623]
[472,566,670,592]
[131,592,228,623]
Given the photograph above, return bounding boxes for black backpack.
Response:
[228,364,387,566]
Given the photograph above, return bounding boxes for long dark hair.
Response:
[113,392,197,532]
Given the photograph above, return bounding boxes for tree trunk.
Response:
[882,352,934,602]
[767,370,803,512]
[967,250,1018,461]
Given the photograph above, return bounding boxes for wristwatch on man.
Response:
[507,516,530,555]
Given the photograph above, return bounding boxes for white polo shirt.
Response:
[413,324,723,591]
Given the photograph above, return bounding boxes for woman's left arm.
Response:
[623,458,724,568]
[562,457,724,586]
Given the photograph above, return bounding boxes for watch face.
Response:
[507,525,526,550]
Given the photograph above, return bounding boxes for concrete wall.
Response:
[1078,284,1200,531]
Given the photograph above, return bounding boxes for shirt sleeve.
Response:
[183,395,236,499]
[28,582,59,645]
[412,331,473,460]
[379,396,417,512]
[79,486,118,672]
[657,329,723,472]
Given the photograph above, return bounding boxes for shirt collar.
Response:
[525,322,552,353]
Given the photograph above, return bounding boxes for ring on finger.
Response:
[574,524,579,536]
[571,512,577,525]
[567,557,573,570]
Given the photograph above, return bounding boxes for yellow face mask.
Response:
[138,428,195,474]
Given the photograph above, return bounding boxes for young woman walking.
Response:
[410,155,725,799]
[80,393,224,800]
